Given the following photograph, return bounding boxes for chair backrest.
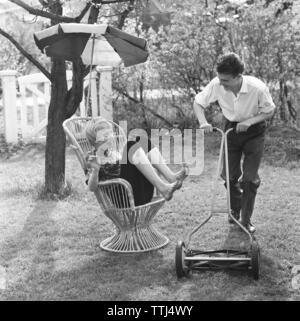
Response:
[63,117,127,174]
[94,178,135,210]
[63,116,136,209]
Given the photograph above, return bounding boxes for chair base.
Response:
[100,226,169,253]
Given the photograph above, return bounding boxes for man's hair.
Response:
[216,52,244,77]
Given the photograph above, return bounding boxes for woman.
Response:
[85,118,188,206]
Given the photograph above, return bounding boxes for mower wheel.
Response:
[250,240,260,280]
[175,241,189,278]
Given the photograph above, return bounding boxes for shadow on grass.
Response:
[0,200,58,300]
[172,225,292,301]
[181,251,291,301]
[0,182,294,300]
[1,143,45,163]
[0,199,172,300]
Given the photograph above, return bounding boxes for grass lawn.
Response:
[0,131,300,301]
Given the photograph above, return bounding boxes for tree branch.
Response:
[74,2,92,23]
[8,0,75,23]
[65,59,85,119]
[0,27,51,80]
[113,85,173,127]
[117,0,135,29]
[100,0,135,4]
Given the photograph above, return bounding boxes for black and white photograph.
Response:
[0,0,299,306]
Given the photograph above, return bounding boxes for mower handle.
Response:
[212,127,234,135]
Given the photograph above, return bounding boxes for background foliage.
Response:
[0,0,300,151]
[1,0,299,129]
[112,0,300,129]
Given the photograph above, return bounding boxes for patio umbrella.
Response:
[33,23,149,67]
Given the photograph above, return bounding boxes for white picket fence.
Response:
[0,66,114,143]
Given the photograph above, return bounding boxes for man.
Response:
[193,52,276,233]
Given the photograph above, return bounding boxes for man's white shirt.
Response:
[194,75,276,122]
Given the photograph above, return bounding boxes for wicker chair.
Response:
[63,117,169,253]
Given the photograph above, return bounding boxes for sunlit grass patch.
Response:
[0,137,299,301]
[1,178,44,199]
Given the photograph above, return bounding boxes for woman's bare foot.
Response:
[161,180,181,201]
[174,163,189,189]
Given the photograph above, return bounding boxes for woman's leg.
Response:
[130,146,180,201]
[120,141,153,206]
[147,147,188,184]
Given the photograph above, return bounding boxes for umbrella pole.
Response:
[87,34,96,116]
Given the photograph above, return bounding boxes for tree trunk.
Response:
[45,58,68,194]
[43,2,126,194]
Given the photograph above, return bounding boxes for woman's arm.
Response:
[86,155,100,192]
[87,167,100,192]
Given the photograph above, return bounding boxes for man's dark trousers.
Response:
[221,119,267,225]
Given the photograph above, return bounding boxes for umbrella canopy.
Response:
[34,23,149,67]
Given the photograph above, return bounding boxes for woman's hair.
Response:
[85,118,112,146]
[216,52,244,77]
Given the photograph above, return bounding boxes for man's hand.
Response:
[236,120,252,133]
[200,123,213,133]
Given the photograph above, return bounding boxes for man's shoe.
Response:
[228,210,240,224]
[246,222,256,233]
[240,221,256,233]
